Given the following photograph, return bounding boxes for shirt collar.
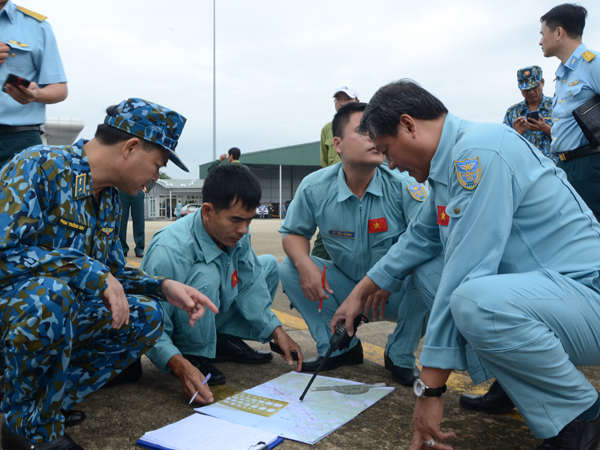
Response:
[192,211,243,263]
[428,113,461,186]
[336,163,383,202]
[1,1,16,23]
[71,139,94,200]
[556,43,588,77]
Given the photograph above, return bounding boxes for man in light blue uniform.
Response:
[0,1,68,167]
[540,4,600,221]
[333,80,600,450]
[280,102,441,386]
[142,165,303,404]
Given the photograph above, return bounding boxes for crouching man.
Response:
[142,164,303,404]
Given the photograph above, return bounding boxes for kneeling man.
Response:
[280,102,442,386]
[142,164,303,403]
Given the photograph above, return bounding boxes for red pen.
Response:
[319,266,326,314]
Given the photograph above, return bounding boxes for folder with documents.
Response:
[136,413,283,450]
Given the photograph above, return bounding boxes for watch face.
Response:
[414,379,424,397]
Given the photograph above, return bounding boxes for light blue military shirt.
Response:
[279,163,428,282]
[142,211,282,372]
[0,1,67,126]
[368,114,600,370]
[551,43,600,153]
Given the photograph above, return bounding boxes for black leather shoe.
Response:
[300,341,363,373]
[0,379,84,428]
[1,421,84,449]
[459,379,515,414]
[135,251,144,258]
[537,405,600,449]
[63,410,85,428]
[181,355,226,385]
[384,352,420,386]
[213,337,273,364]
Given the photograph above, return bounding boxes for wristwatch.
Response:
[413,378,447,398]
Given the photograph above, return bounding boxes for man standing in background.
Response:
[0,1,68,168]
[541,3,600,221]
[503,66,556,162]
[118,189,146,258]
[207,146,245,172]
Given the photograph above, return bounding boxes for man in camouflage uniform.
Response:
[0,98,217,450]
[503,65,556,162]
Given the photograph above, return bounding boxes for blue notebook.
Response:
[136,413,284,450]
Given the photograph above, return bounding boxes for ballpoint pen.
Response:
[189,373,211,404]
[319,266,326,314]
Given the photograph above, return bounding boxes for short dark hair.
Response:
[541,4,587,39]
[95,105,163,152]
[332,102,367,139]
[228,147,241,160]
[202,164,261,213]
[358,79,448,138]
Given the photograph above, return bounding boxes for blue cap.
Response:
[517,66,543,91]
[104,98,189,172]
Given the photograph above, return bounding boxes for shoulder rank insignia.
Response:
[407,183,427,202]
[16,6,47,21]
[7,40,29,48]
[455,157,481,190]
[582,51,597,62]
[75,174,87,198]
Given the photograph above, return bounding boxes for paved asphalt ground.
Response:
[6,218,600,449]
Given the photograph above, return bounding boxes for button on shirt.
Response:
[280,163,427,283]
[551,43,600,153]
[503,96,556,162]
[367,114,600,370]
[0,1,67,126]
[0,139,163,297]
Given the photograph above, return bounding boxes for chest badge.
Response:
[101,227,113,236]
[232,269,239,288]
[437,206,449,226]
[368,218,388,233]
[7,40,29,48]
[407,183,427,202]
[455,157,481,190]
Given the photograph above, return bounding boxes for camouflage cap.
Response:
[517,66,543,91]
[104,98,189,172]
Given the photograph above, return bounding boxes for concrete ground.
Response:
[8,218,600,449]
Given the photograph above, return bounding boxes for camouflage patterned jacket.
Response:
[0,139,164,298]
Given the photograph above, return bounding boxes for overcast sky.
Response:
[20,0,600,178]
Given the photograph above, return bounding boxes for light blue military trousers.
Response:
[451,269,600,439]
[280,255,439,368]
[214,254,280,340]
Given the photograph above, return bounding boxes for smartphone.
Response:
[526,111,540,121]
[2,73,31,93]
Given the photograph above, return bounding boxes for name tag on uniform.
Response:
[437,206,449,226]
[328,230,355,239]
[58,217,86,232]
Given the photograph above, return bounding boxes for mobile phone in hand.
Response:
[526,111,540,121]
[3,73,31,93]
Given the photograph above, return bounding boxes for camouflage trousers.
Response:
[0,276,164,443]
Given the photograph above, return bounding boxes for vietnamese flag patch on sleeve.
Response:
[368,218,388,233]
[232,269,239,288]
[437,205,449,226]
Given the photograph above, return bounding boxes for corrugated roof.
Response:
[199,141,320,179]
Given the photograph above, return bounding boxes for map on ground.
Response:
[197,372,394,444]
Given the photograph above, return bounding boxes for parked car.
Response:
[179,203,201,218]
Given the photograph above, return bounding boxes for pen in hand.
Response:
[189,373,212,404]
